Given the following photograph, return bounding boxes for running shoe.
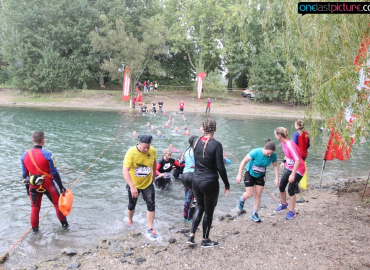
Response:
[285,211,297,220]
[251,213,261,223]
[183,218,192,223]
[148,228,158,238]
[201,239,219,248]
[187,235,195,245]
[237,196,245,211]
[276,203,288,211]
[126,221,132,227]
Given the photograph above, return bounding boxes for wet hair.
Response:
[202,119,216,135]
[163,149,172,157]
[32,131,44,144]
[264,139,276,151]
[274,127,288,139]
[295,119,304,130]
[188,135,198,146]
[194,119,217,158]
[138,134,153,143]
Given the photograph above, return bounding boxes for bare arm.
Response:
[122,166,138,198]
[272,161,279,187]
[236,155,251,184]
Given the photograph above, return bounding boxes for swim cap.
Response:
[138,134,153,144]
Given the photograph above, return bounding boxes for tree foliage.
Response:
[91,15,167,88]
[0,0,100,91]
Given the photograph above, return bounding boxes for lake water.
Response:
[1,106,369,268]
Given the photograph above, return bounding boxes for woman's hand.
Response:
[236,174,242,184]
[280,162,285,170]
[274,178,279,188]
[224,188,229,197]
[288,174,295,183]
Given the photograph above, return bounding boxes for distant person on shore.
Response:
[154,81,158,92]
[179,100,185,112]
[137,91,142,105]
[143,81,147,93]
[132,95,136,109]
[206,98,211,113]
[158,100,163,112]
[149,82,153,92]
[236,139,279,222]
[122,135,158,238]
[274,127,305,220]
[187,119,230,247]
[21,131,68,232]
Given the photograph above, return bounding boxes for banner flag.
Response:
[122,68,131,101]
[197,72,207,103]
[324,131,354,161]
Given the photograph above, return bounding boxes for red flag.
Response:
[324,131,354,161]
[122,68,131,101]
[197,72,207,103]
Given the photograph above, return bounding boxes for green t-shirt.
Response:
[246,147,277,178]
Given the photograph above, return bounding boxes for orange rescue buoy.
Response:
[58,190,73,216]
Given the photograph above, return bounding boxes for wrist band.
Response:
[282,160,286,163]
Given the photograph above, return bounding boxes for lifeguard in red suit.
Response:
[21,131,68,232]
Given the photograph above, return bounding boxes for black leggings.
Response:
[190,176,219,239]
[279,168,303,196]
[127,183,155,212]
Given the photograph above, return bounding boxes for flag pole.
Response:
[319,159,326,189]
[361,170,370,200]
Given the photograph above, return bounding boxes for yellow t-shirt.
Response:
[123,145,157,189]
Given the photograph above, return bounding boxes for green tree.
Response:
[0,0,100,91]
[269,0,369,141]
[163,0,225,75]
[91,15,168,89]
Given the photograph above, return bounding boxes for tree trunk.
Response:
[227,74,233,90]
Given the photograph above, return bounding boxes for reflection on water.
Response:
[1,106,369,268]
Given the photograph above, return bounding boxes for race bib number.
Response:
[286,158,295,167]
[135,166,151,177]
[252,164,266,174]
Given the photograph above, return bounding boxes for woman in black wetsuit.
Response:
[187,119,230,248]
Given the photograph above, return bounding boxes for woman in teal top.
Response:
[236,139,279,223]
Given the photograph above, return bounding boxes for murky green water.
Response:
[1,106,369,267]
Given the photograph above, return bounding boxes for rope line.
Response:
[5,114,137,256]
[223,145,281,203]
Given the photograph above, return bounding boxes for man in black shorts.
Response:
[122,135,158,237]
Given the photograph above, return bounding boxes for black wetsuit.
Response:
[141,106,147,113]
[191,137,229,240]
[173,159,185,179]
[152,103,156,113]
